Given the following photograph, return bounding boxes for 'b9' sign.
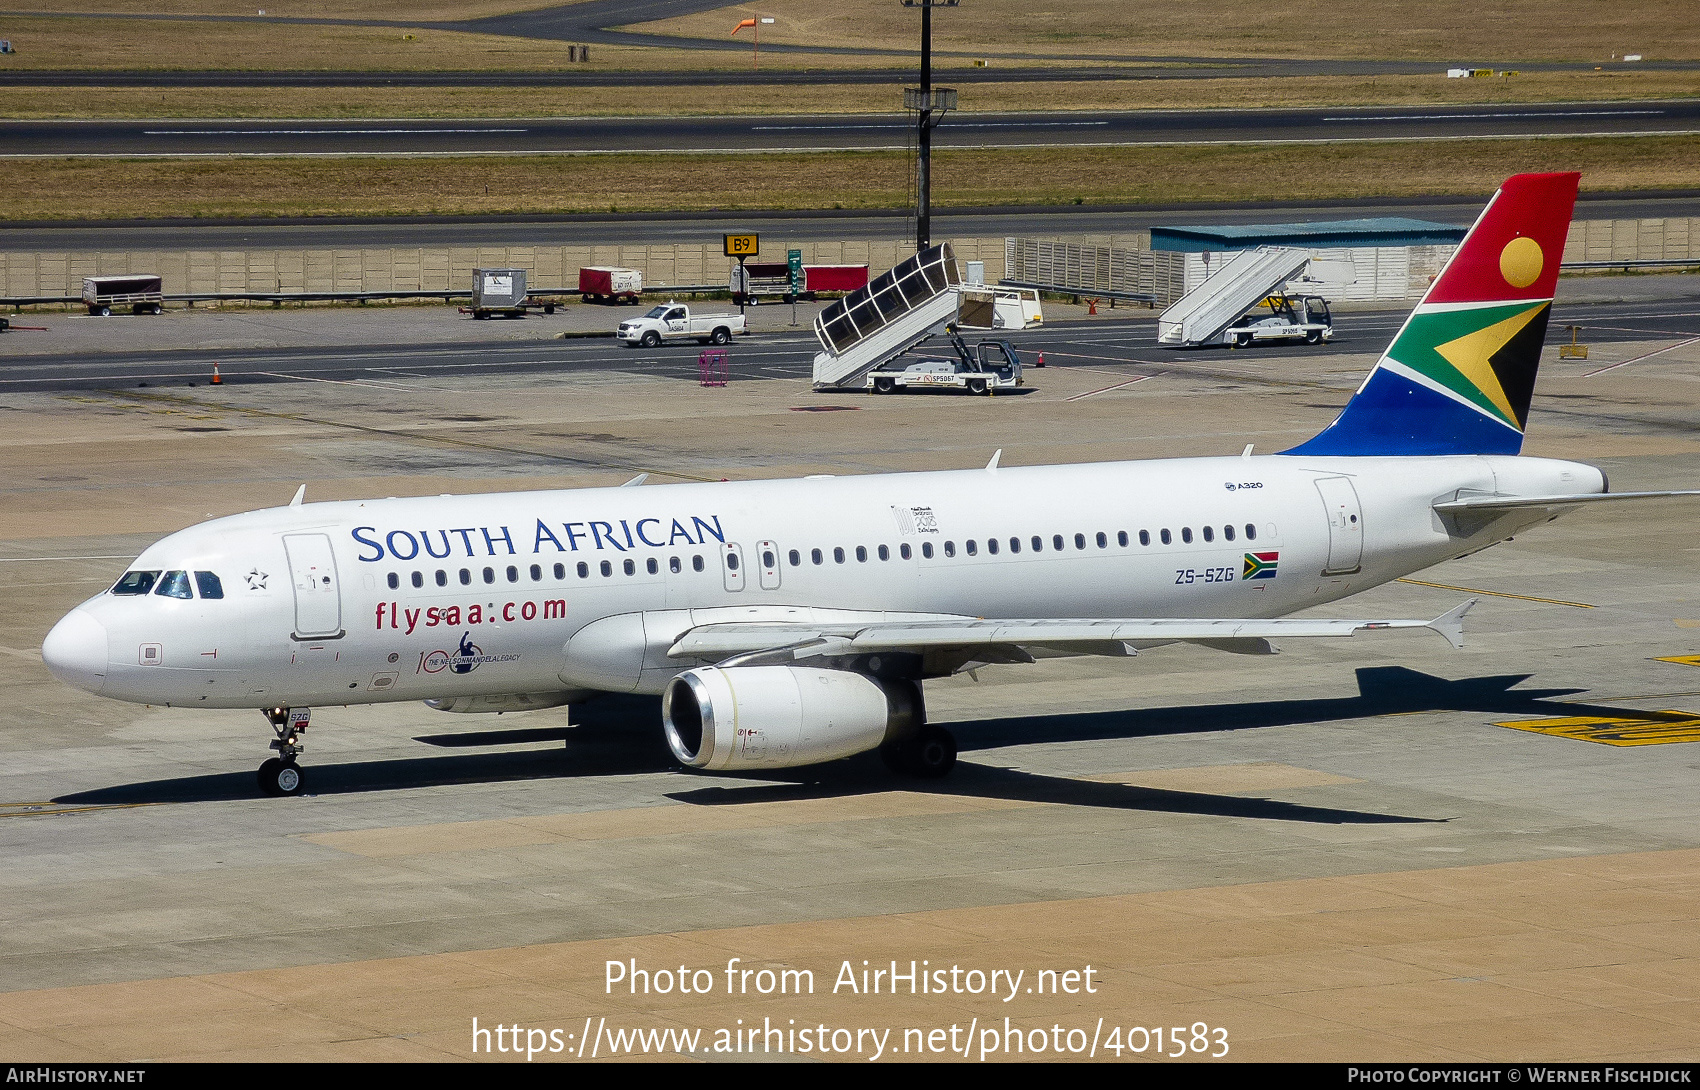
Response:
[723,234,759,257]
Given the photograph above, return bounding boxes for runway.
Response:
[6,101,1697,159]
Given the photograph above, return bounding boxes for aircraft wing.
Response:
[1435,490,1700,517]
[667,600,1476,665]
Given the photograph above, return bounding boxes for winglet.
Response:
[1426,599,1477,649]
[621,473,649,487]
[986,449,1002,472]
[289,484,306,508]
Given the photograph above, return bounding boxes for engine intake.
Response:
[663,666,922,771]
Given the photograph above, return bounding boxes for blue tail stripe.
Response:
[1282,368,1524,457]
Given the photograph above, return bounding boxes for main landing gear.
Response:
[880,724,957,778]
[258,706,310,797]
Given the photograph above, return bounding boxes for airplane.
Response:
[40,172,1700,797]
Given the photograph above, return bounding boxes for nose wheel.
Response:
[259,706,310,797]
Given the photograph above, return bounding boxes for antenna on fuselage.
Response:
[985,449,1001,473]
[289,484,306,507]
[621,473,649,487]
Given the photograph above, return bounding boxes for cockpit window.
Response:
[111,570,160,595]
[194,571,224,599]
[155,570,194,599]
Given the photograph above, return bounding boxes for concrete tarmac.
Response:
[0,312,1697,1061]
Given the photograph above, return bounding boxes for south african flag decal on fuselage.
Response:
[1243,551,1279,580]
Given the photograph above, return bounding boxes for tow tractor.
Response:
[867,325,1023,395]
[1222,293,1333,348]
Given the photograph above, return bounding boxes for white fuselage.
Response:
[44,452,1603,710]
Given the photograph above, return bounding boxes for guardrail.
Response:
[1561,259,1700,270]
[1,285,727,308]
[999,279,1159,305]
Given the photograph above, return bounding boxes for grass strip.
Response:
[3,135,1698,222]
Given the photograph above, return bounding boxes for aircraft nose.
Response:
[42,609,109,695]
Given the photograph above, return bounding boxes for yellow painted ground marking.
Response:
[1396,577,1594,609]
[1495,710,1700,746]
[1674,620,1700,629]
[1656,655,1700,667]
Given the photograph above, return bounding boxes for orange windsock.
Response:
[731,18,756,34]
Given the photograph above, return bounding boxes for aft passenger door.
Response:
[1315,477,1363,575]
[283,533,344,637]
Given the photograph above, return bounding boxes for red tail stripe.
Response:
[1423,172,1579,306]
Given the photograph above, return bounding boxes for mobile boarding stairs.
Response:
[1156,246,1317,347]
[812,243,966,390]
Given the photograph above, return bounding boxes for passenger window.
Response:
[459,569,472,585]
[1052,535,1063,551]
[878,544,889,561]
[111,570,161,596]
[530,564,542,581]
[411,571,423,588]
[577,562,589,578]
[554,563,566,578]
[856,546,867,562]
[600,560,612,577]
[436,569,448,586]
[624,559,635,576]
[194,571,224,599]
[693,555,704,572]
[1074,533,1086,550]
[788,549,801,567]
[1096,532,1107,548]
[1160,529,1172,545]
[1005,537,1017,554]
[900,543,912,560]
[1203,526,1214,543]
[811,548,823,565]
[670,556,682,574]
[386,573,399,590]
[155,570,193,599]
[762,549,776,568]
[1224,525,1236,542]
[833,547,845,564]
[1120,531,1131,547]
[647,558,658,575]
[506,565,519,582]
[1245,523,1257,541]
[727,553,740,571]
[1032,536,1043,552]
[967,540,979,556]
[480,567,493,584]
[943,541,955,557]
[1137,531,1148,546]
[1181,527,1193,544]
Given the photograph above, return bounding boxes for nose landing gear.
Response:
[258,706,310,797]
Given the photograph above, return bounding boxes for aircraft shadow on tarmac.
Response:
[54,666,1619,816]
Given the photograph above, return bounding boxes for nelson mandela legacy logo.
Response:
[419,632,521,675]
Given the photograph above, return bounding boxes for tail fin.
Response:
[1283,172,1579,457]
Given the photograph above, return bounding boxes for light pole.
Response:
[902,0,958,254]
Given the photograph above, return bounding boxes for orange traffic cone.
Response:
[210,363,223,385]
[1036,352,1045,368]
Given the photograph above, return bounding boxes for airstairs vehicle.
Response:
[1156,246,1328,348]
[811,244,964,390]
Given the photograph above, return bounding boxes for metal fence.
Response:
[1003,238,1189,308]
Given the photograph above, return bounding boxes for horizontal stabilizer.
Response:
[1435,490,1700,515]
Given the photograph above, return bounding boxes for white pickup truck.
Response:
[617,303,746,348]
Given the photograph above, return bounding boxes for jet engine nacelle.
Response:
[425,692,580,714]
[662,666,922,771]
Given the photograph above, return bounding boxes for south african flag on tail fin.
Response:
[1283,172,1579,457]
